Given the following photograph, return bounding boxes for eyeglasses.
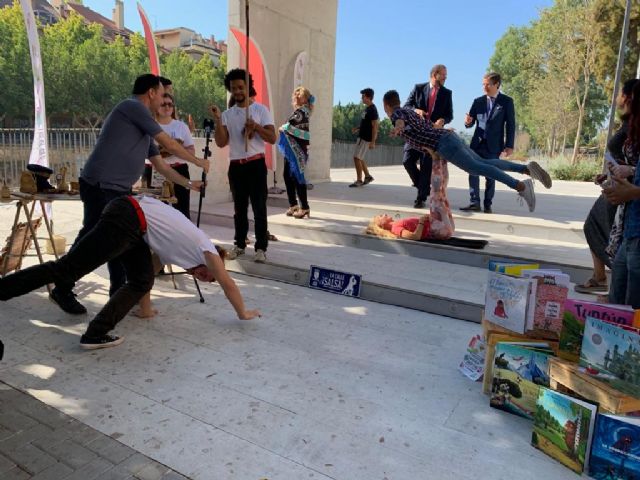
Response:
[161,102,174,108]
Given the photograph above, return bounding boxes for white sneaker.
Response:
[518,179,536,212]
[226,246,245,260]
[527,161,552,189]
[254,249,266,263]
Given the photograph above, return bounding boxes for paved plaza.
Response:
[0,166,598,479]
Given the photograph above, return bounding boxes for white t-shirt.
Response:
[159,119,194,165]
[221,103,274,160]
[137,196,218,269]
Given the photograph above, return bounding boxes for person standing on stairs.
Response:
[278,86,314,219]
[210,68,277,264]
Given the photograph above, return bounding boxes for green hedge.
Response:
[549,159,601,182]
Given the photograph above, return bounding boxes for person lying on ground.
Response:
[0,195,260,350]
[366,212,454,241]
[382,90,552,212]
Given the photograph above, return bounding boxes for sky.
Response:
[83,0,554,131]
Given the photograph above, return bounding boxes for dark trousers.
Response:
[0,197,154,338]
[72,178,129,296]
[228,158,268,251]
[144,163,191,220]
[468,143,497,209]
[283,161,309,210]
[403,147,431,202]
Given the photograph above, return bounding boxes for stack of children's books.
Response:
[485,262,570,336]
[481,261,640,476]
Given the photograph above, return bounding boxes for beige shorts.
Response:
[353,138,370,160]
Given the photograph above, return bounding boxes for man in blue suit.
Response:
[403,64,453,208]
[461,73,515,213]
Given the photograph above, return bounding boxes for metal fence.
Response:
[0,128,98,185]
[330,141,404,168]
[0,129,406,185]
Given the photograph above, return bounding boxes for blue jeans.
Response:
[436,133,525,190]
[469,144,497,208]
[609,237,640,309]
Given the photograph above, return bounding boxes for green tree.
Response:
[0,2,33,124]
[533,0,601,164]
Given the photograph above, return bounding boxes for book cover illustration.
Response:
[531,276,568,334]
[580,317,640,397]
[459,334,486,381]
[532,387,597,474]
[590,414,640,479]
[489,342,552,420]
[560,300,637,362]
[485,272,531,333]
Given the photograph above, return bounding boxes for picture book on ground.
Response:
[485,272,531,333]
[459,334,486,381]
[580,317,640,397]
[590,414,640,479]
[560,300,637,362]
[481,332,557,394]
[532,387,597,474]
[489,342,552,420]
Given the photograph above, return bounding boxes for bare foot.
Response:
[132,308,158,319]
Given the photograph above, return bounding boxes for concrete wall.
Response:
[228,0,338,185]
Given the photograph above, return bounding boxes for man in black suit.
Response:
[403,64,453,208]
[461,72,515,213]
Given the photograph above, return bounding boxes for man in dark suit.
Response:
[403,64,453,208]
[461,72,515,213]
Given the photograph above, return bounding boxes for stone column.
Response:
[228,0,338,185]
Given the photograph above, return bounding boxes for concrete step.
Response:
[200,224,594,323]
[202,224,488,323]
[199,202,593,285]
[267,195,586,244]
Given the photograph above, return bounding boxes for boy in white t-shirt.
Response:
[0,196,260,350]
[210,68,277,264]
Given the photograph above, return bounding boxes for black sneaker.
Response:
[50,288,87,314]
[80,334,124,350]
[460,204,481,212]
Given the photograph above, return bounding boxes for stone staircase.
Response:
[198,180,595,323]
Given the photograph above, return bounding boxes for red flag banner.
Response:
[137,2,161,76]
[230,28,274,171]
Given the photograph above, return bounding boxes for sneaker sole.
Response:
[80,336,124,350]
[523,179,536,212]
[528,162,552,189]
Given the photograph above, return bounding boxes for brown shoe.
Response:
[286,206,299,216]
[293,209,310,219]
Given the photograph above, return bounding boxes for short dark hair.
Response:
[159,76,172,87]
[360,88,374,99]
[382,90,401,107]
[224,68,254,92]
[622,78,640,97]
[484,72,501,87]
[132,74,161,95]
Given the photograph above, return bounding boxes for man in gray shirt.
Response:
[50,74,209,314]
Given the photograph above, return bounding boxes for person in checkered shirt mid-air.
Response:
[382,90,552,213]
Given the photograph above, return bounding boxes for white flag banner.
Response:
[20,0,49,169]
[293,51,308,89]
